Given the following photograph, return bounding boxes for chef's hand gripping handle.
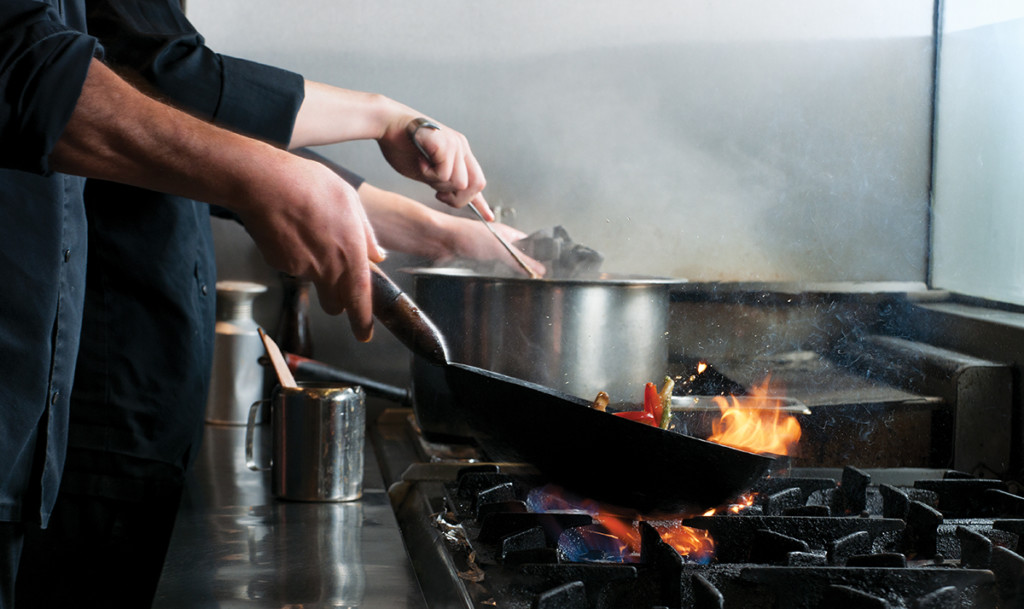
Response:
[245,399,271,471]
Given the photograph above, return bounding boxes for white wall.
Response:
[187,0,937,376]
[931,1,1024,305]
[189,0,934,282]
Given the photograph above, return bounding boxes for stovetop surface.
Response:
[374,409,1024,609]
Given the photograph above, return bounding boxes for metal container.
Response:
[206,281,267,425]
[246,382,365,502]
[407,268,677,441]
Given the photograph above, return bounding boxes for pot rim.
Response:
[401,266,685,287]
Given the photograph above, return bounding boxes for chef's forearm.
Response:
[358,182,451,258]
[289,80,416,149]
[51,58,274,210]
[358,181,541,274]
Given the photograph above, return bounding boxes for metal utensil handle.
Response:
[245,399,271,471]
[465,204,540,279]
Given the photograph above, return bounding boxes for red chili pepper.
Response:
[614,411,657,426]
[644,382,662,423]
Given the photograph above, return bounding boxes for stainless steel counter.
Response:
[153,411,427,608]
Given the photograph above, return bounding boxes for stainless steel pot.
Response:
[406,268,678,441]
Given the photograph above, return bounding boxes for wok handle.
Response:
[369,262,450,366]
[285,353,412,406]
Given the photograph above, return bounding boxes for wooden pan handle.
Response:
[369,262,450,366]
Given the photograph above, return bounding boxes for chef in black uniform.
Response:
[13,1,541,607]
[0,1,508,606]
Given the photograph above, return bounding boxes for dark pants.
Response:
[0,522,24,609]
[14,485,182,609]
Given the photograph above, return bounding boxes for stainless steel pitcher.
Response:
[246,382,365,502]
[206,281,268,425]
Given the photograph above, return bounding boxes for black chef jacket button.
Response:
[63,249,71,262]
[50,391,60,405]
[201,284,209,295]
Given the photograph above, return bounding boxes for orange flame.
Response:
[707,377,801,456]
[591,512,715,562]
[727,493,757,513]
[595,514,641,554]
[703,493,757,516]
[534,486,720,563]
[653,522,715,561]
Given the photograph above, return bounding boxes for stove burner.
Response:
[416,464,1024,609]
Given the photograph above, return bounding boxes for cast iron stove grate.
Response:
[427,464,1024,609]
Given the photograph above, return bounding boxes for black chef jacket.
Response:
[0,0,98,527]
[63,0,306,499]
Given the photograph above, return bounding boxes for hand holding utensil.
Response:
[407,118,540,279]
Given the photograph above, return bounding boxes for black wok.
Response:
[366,264,775,513]
[444,362,774,513]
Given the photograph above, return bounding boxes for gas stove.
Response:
[360,287,1024,608]
[373,409,1024,609]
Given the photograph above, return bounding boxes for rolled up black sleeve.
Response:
[85,0,304,147]
[0,1,98,174]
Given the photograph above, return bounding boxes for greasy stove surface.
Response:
[375,409,1024,609]
[154,423,427,608]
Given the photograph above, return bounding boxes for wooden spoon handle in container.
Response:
[369,262,450,366]
[258,327,298,388]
